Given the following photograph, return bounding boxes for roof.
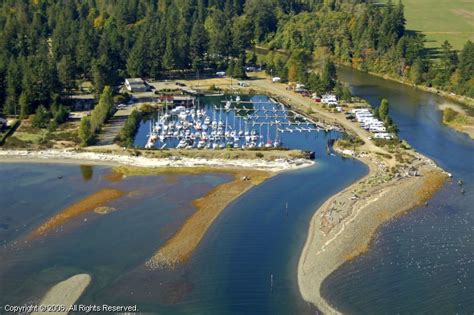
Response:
[173,95,195,101]
[125,78,145,84]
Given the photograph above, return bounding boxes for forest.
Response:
[0,0,473,121]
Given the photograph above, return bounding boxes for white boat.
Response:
[178,111,188,120]
[170,106,186,115]
[197,140,206,149]
[177,139,187,149]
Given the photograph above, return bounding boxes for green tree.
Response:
[58,55,76,96]
[458,41,474,82]
[19,92,31,119]
[379,98,389,121]
[79,116,93,146]
[190,20,208,70]
[32,105,50,128]
[321,61,337,91]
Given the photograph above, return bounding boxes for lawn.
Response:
[379,0,474,50]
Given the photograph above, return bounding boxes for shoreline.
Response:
[337,63,474,109]
[31,274,91,315]
[244,74,450,314]
[297,149,447,314]
[0,149,314,173]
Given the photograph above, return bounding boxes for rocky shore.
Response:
[0,149,313,172]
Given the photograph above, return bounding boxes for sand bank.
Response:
[0,149,313,173]
[32,273,91,315]
[298,152,447,314]
[27,188,125,239]
[146,169,272,270]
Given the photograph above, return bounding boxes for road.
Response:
[247,73,391,159]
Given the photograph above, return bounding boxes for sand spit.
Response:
[32,273,91,315]
[146,170,272,270]
[27,188,125,239]
[298,152,447,314]
[0,149,313,172]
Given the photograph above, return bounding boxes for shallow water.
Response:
[0,99,368,313]
[320,67,474,314]
[0,164,231,308]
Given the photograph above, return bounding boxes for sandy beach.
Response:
[298,151,447,314]
[243,74,450,314]
[0,149,313,172]
[31,273,91,315]
[146,169,272,269]
[27,188,125,240]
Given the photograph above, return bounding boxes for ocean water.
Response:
[0,164,231,308]
[0,100,368,314]
[320,67,474,314]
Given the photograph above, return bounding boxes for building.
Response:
[173,95,195,107]
[125,78,147,92]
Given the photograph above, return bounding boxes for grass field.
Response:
[379,0,474,50]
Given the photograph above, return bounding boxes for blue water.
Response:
[134,95,320,150]
[86,114,368,313]
[0,98,368,314]
[3,72,469,314]
[320,67,474,314]
[0,164,231,308]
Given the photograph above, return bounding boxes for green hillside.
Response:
[383,0,474,50]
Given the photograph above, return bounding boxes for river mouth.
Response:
[319,67,474,314]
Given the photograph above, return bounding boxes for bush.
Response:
[31,106,50,128]
[116,110,142,147]
[53,105,69,124]
[255,152,264,158]
[79,116,93,146]
[443,108,458,122]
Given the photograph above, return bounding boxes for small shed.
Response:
[125,78,147,92]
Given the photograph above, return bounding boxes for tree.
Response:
[437,41,458,85]
[19,92,31,119]
[53,105,69,124]
[4,58,22,116]
[79,116,93,146]
[232,54,247,79]
[90,86,114,133]
[379,98,389,121]
[321,61,337,91]
[127,31,147,77]
[31,105,50,128]
[58,55,76,96]
[190,20,208,70]
[458,41,474,82]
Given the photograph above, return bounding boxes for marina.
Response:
[138,95,331,151]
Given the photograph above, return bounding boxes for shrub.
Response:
[31,106,50,128]
[255,152,264,158]
[443,108,458,122]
